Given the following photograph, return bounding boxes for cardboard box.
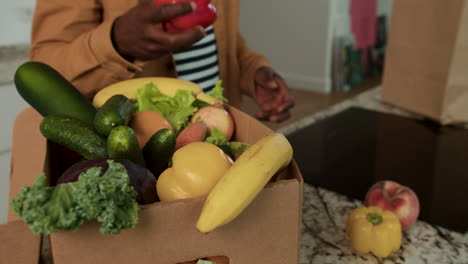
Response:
[0,220,41,264]
[381,0,468,124]
[7,106,303,264]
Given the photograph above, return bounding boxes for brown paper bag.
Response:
[381,0,468,124]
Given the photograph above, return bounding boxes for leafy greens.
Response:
[11,160,139,235]
[135,82,198,133]
[205,126,250,156]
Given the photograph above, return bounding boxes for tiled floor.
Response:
[242,76,381,131]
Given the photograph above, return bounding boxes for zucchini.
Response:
[142,129,176,178]
[107,126,146,167]
[40,115,107,160]
[94,95,134,136]
[15,61,97,125]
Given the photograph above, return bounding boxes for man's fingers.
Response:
[147,1,196,23]
[277,96,294,112]
[255,67,278,89]
[268,111,291,123]
[255,110,270,120]
[160,26,206,51]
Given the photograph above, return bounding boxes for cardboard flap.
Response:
[0,220,41,264]
[8,108,47,222]
[227,105,273,143]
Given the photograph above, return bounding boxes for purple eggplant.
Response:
[58,158,158,205]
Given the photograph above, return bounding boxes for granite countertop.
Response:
[277,88,468,264]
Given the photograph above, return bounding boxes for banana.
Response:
[92,77,218,108]
[196,133,293,233]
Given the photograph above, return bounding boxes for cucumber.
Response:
[218,144,235,161]
[142,129,176,178]
[15,61,96,125]
[107,126,146,167]
[94,95,134,136]
[40,115,108,160]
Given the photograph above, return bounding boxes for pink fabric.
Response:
[350,0,377,50]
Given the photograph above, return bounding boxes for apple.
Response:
[191,106,235,141]
[364,180,420,230]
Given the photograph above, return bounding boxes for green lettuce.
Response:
[11,160,139,235]
[204,126,228,146]
[205,126,250,157]
[210,80,228,103]
[228,141,250,156]
[135,82,197,132]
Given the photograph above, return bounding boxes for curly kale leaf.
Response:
[11,160,139,235]
[73,161,139,234]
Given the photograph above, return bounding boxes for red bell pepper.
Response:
[154,0,217,33]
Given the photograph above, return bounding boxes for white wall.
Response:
[0,1,35,224]
[0,1,35,46]
[239,0,333,93]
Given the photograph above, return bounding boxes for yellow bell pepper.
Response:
[346,206,402,258]
[156,142,233,201]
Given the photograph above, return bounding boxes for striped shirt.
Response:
[173,26,220,93]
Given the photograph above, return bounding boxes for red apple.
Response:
[191,106,235,141]
[364,180,420,230]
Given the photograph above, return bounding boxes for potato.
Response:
[129,110,173,148]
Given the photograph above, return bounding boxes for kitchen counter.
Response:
[277,88,468,264]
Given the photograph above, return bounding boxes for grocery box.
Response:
[7,105,303,264]
[0,220,40,264]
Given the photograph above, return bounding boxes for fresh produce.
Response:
[156,142,233,201]
[92,77,218,108]
[93,94,134,137]
[11,160,140,235]
[204,126,250,159]
[154,0,217,33]
[346,206,402,258]
[142,128,176,178]
[210,80,228,103]
[136,83,198,133]
[57,158,158,205]
[365,180,420,230]
[192,106,235,141]
[107,126,146,167]
[40,115,107,160]
[15,61,96,125]
[130,110,173,148]
[196,133,293,233]
[175,121,208,150]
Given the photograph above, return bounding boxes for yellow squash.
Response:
[196,133,293,233]
[92,77,218,108]
[346,206,402,258]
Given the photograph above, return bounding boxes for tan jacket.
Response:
[29,0,271,108]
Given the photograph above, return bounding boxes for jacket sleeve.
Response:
[236,32,272,98]
[29,0,143,100]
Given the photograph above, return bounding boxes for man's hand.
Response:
[112,0,206,61]
[254,67,294,123]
